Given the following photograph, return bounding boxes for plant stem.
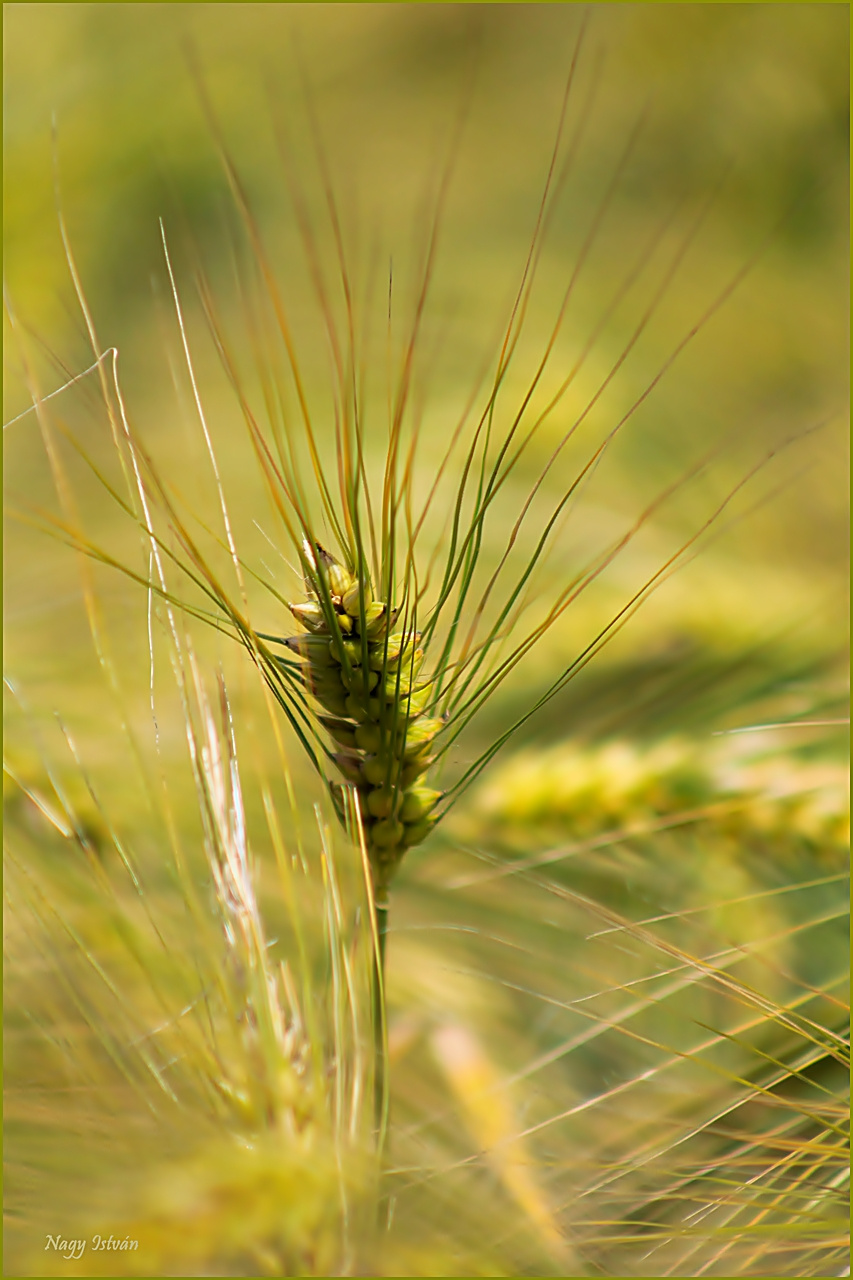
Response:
[373,894,389,1149]
[372,890,391,1235]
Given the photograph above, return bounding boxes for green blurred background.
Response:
[5,2,849,730]
[4,5,849,1276]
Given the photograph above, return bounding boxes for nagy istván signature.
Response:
[45,1235,139,1260]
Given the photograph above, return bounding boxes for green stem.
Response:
[373,893,389,1152]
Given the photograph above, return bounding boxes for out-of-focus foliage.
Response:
[4,4,848,1276]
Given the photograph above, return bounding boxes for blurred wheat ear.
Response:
[5,620,381,1274]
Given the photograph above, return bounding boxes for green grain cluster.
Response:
[283,543,441,896]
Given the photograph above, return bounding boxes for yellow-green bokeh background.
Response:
[5,2,849,731]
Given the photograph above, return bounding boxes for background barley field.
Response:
[4,5,849,1276]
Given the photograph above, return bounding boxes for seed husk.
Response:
[342,578,373,617]
[368,631,420,671]
[399,717,443,758]
[361,602,390,638]
[341,666,380,695]
[309,684,349,715]
[397,681,432,719]
[400,754,433,787]
[366,787,394,819]
[317,715,358,749]
[285,634,338,664]
[329,638,364,666]
[346,691,387,722]
[365,695,384,721]
[381,666,426,702]
[288,602,328,633]
[302,666,345,697]
[308,544,352,598]
[371,817,404,849]
[361,755,386,787]
[354,723,383,754]
[400,786,441,824]
[401,816,437,847]
[344,694,370,723]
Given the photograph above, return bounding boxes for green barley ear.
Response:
[286,539,441,902]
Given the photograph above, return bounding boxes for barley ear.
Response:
[287,543,441,897]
